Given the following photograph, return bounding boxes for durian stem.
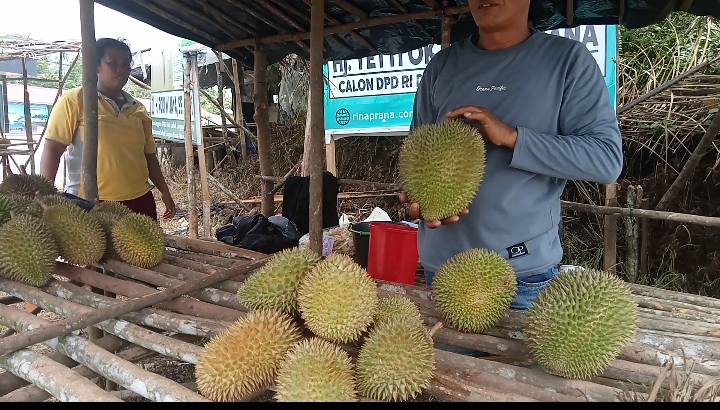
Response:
[0,346,121,402]
[428,322,443,338]
[0,304,209,402]
[0,278,205,365]
[101,259,247,312]
[44,280,232,338]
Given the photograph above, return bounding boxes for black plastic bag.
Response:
[215,214,300,255]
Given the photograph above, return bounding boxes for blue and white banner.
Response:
[323,25,618,142]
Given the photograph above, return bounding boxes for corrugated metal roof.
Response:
[95,0,720,68]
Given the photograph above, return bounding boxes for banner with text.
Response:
[324,25,617,140]
[150,89,198,143]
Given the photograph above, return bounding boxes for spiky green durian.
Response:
[237,247,321,315]
[0,173,58,197]
[274,337,357,402]
[356,317,435,401]
[374,295,424,328]
[89,211,121,260]
[524,267,639,380]
[111,213,166,268]
[399,120,486,222]
[0,212,59,286]
[0,193,42,225]
[40,200,106,267]
[431,248,517,333]
[297,253,379,344]
[194,309,303,402]
[91,200,132,218]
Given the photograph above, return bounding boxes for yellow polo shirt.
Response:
[45,87,156,201]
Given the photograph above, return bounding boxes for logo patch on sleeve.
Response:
[507,243,529,259]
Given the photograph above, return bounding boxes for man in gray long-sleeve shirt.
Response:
[403,0,623,312]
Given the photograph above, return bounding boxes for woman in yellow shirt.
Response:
[40,38,175,220]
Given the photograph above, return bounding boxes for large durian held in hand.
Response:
[37,195,106,267]
[297,253,379,344]
[0,212,59,287]
[399,120,486,222]
[431,248,517,333]
[237,247,321,315]
[111,213,166,268]
[524,267,639,380]
[194,309,303,402]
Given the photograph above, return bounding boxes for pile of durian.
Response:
[195,248,436,402]
[0,173,167,288]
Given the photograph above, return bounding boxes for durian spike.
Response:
[428,322,443,338]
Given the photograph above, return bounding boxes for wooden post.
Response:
[21,58,34,175]
[441,17,452,48]
[603,183,618,273]
[640,196,650,279]
[231,59,247,160]
[183,55,199,239]
[308,0,325,255]
[79,0,99,203]
[301,92,312,177]
[254,43,274,217]
[190,53,212,238]
[624,185,639,283]
[325,136,336,176]
[215,52,237,167]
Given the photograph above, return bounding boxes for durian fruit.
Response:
[0,173,58,197]
[90,211,121,260]
[0,194,42,225]
[194,309,303,402]
[237,247,321,315]
[524,267,639,380]
[41,194,75,208]
[111,213,166,268]
[91,200,132,218]
[297,253,379,344]
[40,200,106,267]
[355,317,435,401]
[399,120,486,222]
[374,295,424,328]
[431,248,517,333]
[0,212,59,287]
[274,337,357,402]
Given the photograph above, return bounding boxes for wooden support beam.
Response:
[604,183,618,274]
[183,56,199,239]
[21,59,33,175]
[216,4,470,50]
[308,0,325,255]
[215,51,237,168]
[254,43,274,217]
[79,0,99,203]
[189,53,212,238]
[231,59,248,160]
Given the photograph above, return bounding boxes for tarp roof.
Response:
[95,0,720,68]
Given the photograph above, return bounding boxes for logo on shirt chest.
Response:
[476,85,507,92]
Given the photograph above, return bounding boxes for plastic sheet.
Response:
[95,0,720,67]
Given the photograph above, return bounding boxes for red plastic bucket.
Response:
[367,222,419,285]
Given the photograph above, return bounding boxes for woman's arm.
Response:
[40,139,68,182]
[40,93,78,182]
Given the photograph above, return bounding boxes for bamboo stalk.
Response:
[101,260,247,312]
[428,369,541,402]
[0,333,132,396]
[2,337,164,402]
[164,250,243,269]
[0,279,207,364]
[44,281,232,338]
[0,304,209,402]
[165,234,267,260]
[152,263,243,294]
[0,260,265,355]
[55,263,243,322]
[625,185,639,282]
[0,348,121,402]
[162,254,224,273]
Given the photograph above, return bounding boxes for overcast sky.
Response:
[1,0,181,53]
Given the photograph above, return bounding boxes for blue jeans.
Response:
[424,265,559,357]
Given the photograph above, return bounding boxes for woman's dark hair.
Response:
[95,38,133,67]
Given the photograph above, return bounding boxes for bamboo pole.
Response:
[183,55,199,239]
[0,348,121,402]
[165,234,267,260]
[79,0,99,203]
[190,53,212,238]
[0,257,267,357]
[44,281,232,338]
[21,58,34,175]
[0,304,209,402]
[308,0,325,255]
[604,183,618,273]
[153,262,244,293]
[625,185,639,282]
[215,52,237,168]
[231,58,247,160]
[254,42,274,217]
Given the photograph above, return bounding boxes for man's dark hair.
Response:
[95,38,133,67]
